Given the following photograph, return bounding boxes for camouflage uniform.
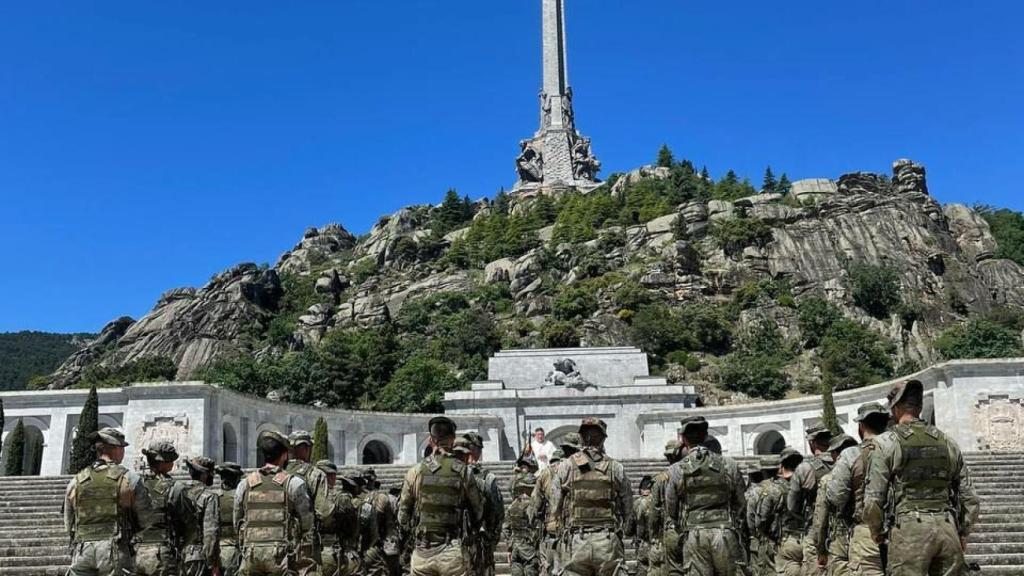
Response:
[647,441,683,576]
[664,417,747,576]
[632,480,654,576]
[744,474,763,576]
[505,467,540,576]
[357,479,398,576]
[747,456,779,576]
[863,381,980,576]
[316,461,359,576]
[397,416,485,576]
[181,457,221,576]
[216,463,245,576]
[234,431,315,576]
[756,447,804,576]
[788,428,833,576]
[825,403,888,576]
[551,418,633,576]
[136,442,190,576]
[463,433,505,576]
[286,431,330,575]
[528,447,567,576]
[63,427,153,576]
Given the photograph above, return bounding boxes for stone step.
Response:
[977,514,1024,525]
[0,555,69,568]
[965,553,1024,566]
[968,542,1024,555]
[971,532,1024,544]
[977,567,1024,576]
[0,547,66,559]
[0,566,69,576]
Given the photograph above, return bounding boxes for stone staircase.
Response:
[1,453,1021,575]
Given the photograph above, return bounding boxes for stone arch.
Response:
[97,414,122,430]
[359,434,395,465]
[222,422,238,463]
[755,430,786,455]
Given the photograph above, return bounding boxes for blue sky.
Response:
[1,1,1022,333]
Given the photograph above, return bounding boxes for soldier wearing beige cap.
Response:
[286,429,329,574]
[748,455,780,576]
[136,441,190,576]
[182,456,221,576]
[214,462,244,576]
[810,434,857,576]
[647,439,684,576]
[64,427,154,576]
[529,432,581,576]
[759,447,804,576]
[788,425,834,576]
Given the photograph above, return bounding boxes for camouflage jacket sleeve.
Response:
[745,487,760,534]
[309,468,331,523]
[786,461,811,525]
[288,476,314,542]
[550,463,570,523]
[201,489,220,564]
[755,483,779,537]
[168,481,190,545]
[948,436,980,538]
[646,475,664,539]
[374,491,397,545]
[485,473,505,539]
[863,432,896,538]
[234,481,248,534]
[809,473,831,556]
[726,458,746,529]
[464,465,486,527]
[613,461,634,537]
[125,469,154,537]
[826,446,859,513]
[663,464,683,532]
[63,476,77,540]
[527,470,548,524]
[397,465,419,533]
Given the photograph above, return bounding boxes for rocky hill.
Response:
[42,154,1024,408]
[0,332,92,391]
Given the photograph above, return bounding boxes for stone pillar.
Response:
[401,432,419,465]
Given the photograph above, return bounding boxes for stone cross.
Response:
[542,0,570,129]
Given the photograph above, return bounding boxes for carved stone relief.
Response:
[973,396,1023,451]
[135,413,191,469]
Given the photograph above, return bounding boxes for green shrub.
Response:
[710,217,773,257]
[552,286,599,321]
[819,319,895,390]
[0,332,93,391]
[631,303,732,359]
[311,417,329,462]
[719,352,789,400]
[375,355,467,413]
[612,281,654,314]
[935,316,1024,360]
[664,351,693,365]
[797,298,843,348]
[76,356,178,389]
[978,206,1024,266]
[712,170,758,201]
[848,263,901,319]
[541,319,579,348]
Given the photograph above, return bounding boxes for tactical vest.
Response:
[359,492,384,551]
[506,497,533,539]
[242,469,292,546]
[219,487,237,541]
[677,450,732,530]
[802,456,832,530]
[774,478,802,536]
[73,463,127,542]
[138,474,176,544]
[566,452,617,530]
[894,422,952,514]
[851,439,877,523]
[511,474,536,499]
[415,455,466,538]
[182,482,208,546]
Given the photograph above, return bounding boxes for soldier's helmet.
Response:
[257,430,290,453]
[758,454,780,472]
[887,379,924,409]
[289,430,313,447]
[827,433,858,454]
[463,432,484,449]
[428,416,457,438]
[516,454,539,471]
[93,427,129,447]
[215,462,243,478]
[453,435,474,455]
[549,449,565,464]
[578,417,608,437]
[678,416,709,437]
[663,439,681,458]
[186,456,216,474]
[142,440,179,463]
[560,432,582,451]
[779,446,804,469]
[804,425,832,444]
[316,460,338,475]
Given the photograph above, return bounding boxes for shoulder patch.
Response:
[272,471,289,486]
[924,426,941,439]
[451,459,466,474]
[894,424,913,439]
[75,468,92,484]
[247,471,263,488]
[106,465,127,481]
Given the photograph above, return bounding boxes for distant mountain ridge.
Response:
[0,331,93,391]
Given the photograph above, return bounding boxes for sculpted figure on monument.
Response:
[516,140,544,183]
[540,90,551,128]
[571,137,600,181]
[561,87,575,128]
[544,358,596,391]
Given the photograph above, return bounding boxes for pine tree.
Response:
[312,417,329,462]
[0,399,4,463]
[762,167,777,194]
[777,173,792,195]
[656,145,675,168]
[68,387,99,474]
[4,420,24,476]
[821,382,840,435]
[671,214,689,240]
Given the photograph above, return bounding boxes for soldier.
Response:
[664,416,746,576]
[385,485,407,576]
[181,457,221,576]
[504,457,541,576]
[136,441,189,576]
[397,416,485,576]
[633,476,654,576]
[356,468,398,576]
[789,427,833,576]
[316,461,359,576]
[462,432,505,576]
[810,434,857,576]
[63,427,152,576]
[529,433,580,576]
[758,447,803,576]
[825,403,889,576]
[648,440,683,576]
[748,456,780,576]
[744,465,765,576]
[286,430,330,574]
[235,430,314,576]
[215,463,244,576]
[863,380,980,576]
[551,418,633,576]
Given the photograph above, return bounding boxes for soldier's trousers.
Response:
[648,540,666,576]
[539,534,559,576]
[887,514,964,576]
[775,534,803,576]
[219,542,241,576]
[635,543,650,576]
[801,534,818,576]
[826,528,850,576]
[846,525,882,576]
[561,530,625,576]
[70,540,134,576]
[135,543,177,576]
[181,560,211,576]
[663,528,683,576]
[239,544,296,576]
[758,539,778,576]
[678,528,748,576]
[320,546,358,576]
[361,546,392,576]
[508,539,540,576]
[410,541,471,576]
[748,538,760,576]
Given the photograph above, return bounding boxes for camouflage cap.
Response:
[428,416,457,438]
[93,427,129,447]
[257,429,290,451]
[316,460,338,475]
[805,425,832,443]
[758,454,781,470]
[362,468,378,482]
[462,432,484,449]
[516,454,539,470]
[779,446,804,468]
[854,402,889,422]
[550,449,565,463]
[560,432,582,450]
[827,433,858,453]
[339,475,361,494]
[185,456,216,474]
[579,417,608,436]
[663,439,681,458]
[679,415,709,436]
[141,440,179,462]
[452,435,474,454]
[887,379,924,409]
[639,475,654,491]
[288,430,313,447]
[215,462,243,477]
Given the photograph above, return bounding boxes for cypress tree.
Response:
[312,417,329,462]
[4,420,24,476]
[821,382,841,435]
[68,387,100,474]
[0,398,4,463]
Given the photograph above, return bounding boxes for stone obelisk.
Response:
[514,0,601,192]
